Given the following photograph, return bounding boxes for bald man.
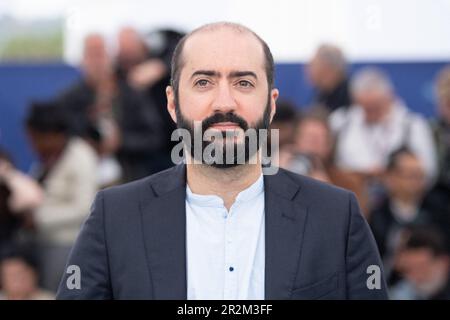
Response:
[57,22,387,300]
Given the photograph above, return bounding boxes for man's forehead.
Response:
[181,27,266,75]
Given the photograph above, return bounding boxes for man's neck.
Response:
[186,160,262,211]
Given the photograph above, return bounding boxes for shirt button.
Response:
[229,267,234,272]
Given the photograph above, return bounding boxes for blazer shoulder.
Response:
[279,168,353,200]
[101,175,153,200]
[101,165,182,199]
[278,169,361,238]
[275,168,358,223]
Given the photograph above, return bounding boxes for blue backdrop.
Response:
[0,61,447,171]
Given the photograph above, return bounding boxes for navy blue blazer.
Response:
[56,164,388,299]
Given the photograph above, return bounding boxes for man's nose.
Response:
[212,82,237,114]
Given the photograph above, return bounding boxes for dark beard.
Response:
[175,99,271,169]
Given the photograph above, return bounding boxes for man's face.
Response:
[0,259,36,298]
[294,119,332,161]
[166,28,278,167]
[386,154,426,200]
[27,130,66,168]
[354,90,392,124]
[307,56,333,90]
[82,35,111,83]
[397,248,449,295]
[117,28,147,72]
[307,56,341,91]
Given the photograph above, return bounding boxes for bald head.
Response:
[117,26,147,72]
[83,33,106,58]
[170,22,274,98]
[308,43,347,90]
[314,44,347,73]
[82,33,111,83]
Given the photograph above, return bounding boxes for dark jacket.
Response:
[57,165,388,299]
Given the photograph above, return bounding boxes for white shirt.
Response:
[330,101,437,181]
[186,175,265,300]
[34,138,98,245]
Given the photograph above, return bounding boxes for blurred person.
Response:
[119,26,168,91]
[294,110,332,165]
[420,181,450,255]
[126,29,186,172]
[0,149,43,257]
[0,149,43,214]
[390,227,450,300]
[369,148,436,280]
[116,27,149,79]
[330,67,437,183]
[25,102,98,292]
[269,100,299,147]
[57,33,164,182]
[281,110,332,183]
[268,100,302,170]
[307,44,351,111]
[0,249,54,300]
[416,66,450,254]
[60,33,113,138]
[432,65,450,185]
[280,110,370,214]
[57,22,387,300]
[57,33,121,181]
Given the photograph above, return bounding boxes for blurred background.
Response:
[0,0,449,300]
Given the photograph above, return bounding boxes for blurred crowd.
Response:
[273,45,450,300]
[0,29,449,300]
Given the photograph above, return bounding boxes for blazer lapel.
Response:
[264,170,309,299]
[139,164,187,299]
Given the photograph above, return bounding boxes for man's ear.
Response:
[166,85,177,123]
[269,88,279,123]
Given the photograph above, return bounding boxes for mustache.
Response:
[201,112,249,132]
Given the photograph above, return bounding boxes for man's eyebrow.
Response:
[190,70,258,80]
[190,70,220,79]
[228,71,258,79]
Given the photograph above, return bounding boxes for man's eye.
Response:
[195,79,209,87]
[238,80,253,88]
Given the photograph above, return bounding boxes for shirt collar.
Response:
[186,174,264,207]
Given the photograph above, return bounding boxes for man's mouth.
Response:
[209,122,241,130]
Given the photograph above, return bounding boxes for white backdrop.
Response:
[2,0,450,63]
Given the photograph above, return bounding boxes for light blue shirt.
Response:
[186,175,265,300]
